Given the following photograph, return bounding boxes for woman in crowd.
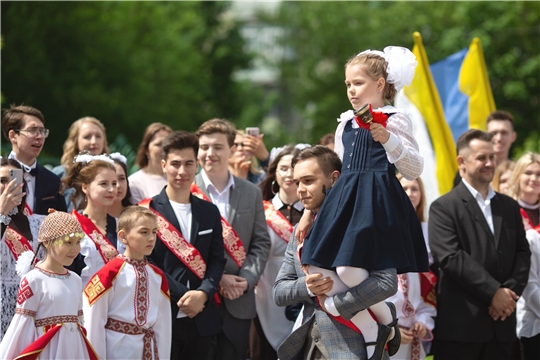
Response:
[53,117,109,211]
[389,174,436,360]
[249,145,303,360]
[107,152,133,218]
[63,153,120,285]
[507,152,540,230]
[492,159,515,194]
[229,130,265,184]
[129,122,172,203]
[0,158,45,338]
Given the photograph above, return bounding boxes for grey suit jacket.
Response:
[273,229,397,360]
[195,173,271,319]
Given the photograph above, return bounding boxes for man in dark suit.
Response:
[1,105,66,214]
[194,119,271,360]
[429,129,530,359]
[146,131,226,359]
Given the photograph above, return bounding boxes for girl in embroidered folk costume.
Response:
[299,47,429,360]
[0,211,98,359]
[83,206,171,359]
[250,146,304,359]
[0,157,46,339]
[63,153,121,285]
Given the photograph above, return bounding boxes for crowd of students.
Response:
[0,47,539,360]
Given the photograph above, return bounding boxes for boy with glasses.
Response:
[1,105,66,214]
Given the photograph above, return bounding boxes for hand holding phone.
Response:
[245,127,260,138]
[9,169,24,196]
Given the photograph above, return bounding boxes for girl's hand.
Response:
[295,210,313,243]
[369,123,390,144]
[399,327,414,344]
[243,134,269,162]
[412,322,427,340]
[0,180,25,216]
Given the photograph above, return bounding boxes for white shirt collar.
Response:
[200,169,235,195]
[272,193,304,211]
[8,151,37,172]
[462,178,496,201]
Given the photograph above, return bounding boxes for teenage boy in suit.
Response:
[1,105,66,214]
[145,131,226,359]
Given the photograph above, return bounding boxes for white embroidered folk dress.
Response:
[387,273,436,360]
[0,214,45,339]
[254,194,300,351]
[82,256,172,360]
[0,267,94,359]
[517,229,540,340]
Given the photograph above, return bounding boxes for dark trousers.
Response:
[171,316,216,360]
[434,338,513,360]
[519,333,540,360]
[248,315,277,360]
[216,305,251,360]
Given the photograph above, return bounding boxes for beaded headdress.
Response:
[38,210,85,244]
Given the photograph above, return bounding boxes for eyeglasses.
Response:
[234,142,245,148]
[16,127,50,138]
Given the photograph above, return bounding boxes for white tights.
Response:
[308,265,393,357]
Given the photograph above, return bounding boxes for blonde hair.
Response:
[491,159,515,193]
[345,53,396,104]
[117,206,157,233]
[397,174,426,222]
[507,152,540,202]
[60,117,110,168]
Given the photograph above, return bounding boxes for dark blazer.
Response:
[33,163,67,214]
[429,181,530,343]
[147,187,226,337]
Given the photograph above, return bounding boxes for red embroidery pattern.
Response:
[263,201,293,243]
[35,315,79,327]
[105,318,158,360]
[78,310,83,317]
[15,307,36,317]
[411,334,421,360]
[398,274,416,317]
[17,278,34,305]
[122,256,150,326]
[4,227,35,261]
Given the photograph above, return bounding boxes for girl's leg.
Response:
[336,266,394,359]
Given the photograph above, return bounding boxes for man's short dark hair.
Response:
[486,110,514,127]
[292,145,342,175]
[456,129,493,155]
[2,105,45,141]
[162,131,199,159]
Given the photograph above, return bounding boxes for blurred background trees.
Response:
[1,1,538,169]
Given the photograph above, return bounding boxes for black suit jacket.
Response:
[428,182,530,343]
[147,187,225,337]
[33,163,67,214]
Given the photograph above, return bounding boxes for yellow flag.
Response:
[459,37,496,130]
[404,32,457,196]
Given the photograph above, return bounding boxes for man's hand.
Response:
[219,274,248,300]
[318,294,328,312]
[490,288,519,321]
[306,273,333,296]
[178,290,208,318]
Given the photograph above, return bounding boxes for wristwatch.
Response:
[0,214,11,226]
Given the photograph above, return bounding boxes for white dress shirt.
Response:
[200,169,235,220]
[461,178,496,234]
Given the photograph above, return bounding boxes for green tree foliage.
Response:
[1,1,254,159]
[263,1,539,154]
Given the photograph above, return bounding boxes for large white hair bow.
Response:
[358,46,417,91]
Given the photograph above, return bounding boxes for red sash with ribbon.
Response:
[4,227,36,261]
[72,210,118,264]
[521,208,540,233]
[14,323,98,360]
[23,204,33,216]
[263,201,292,243]
[419,271,437,308]
[190,183,246,268]
[138,198,221,306]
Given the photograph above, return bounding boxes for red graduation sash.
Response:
[4,227,36,261]
[263,201,292,243]
[23,203,33,216]
[72,210,118,264]
[521,208,540,233]
[419,271,437,308]
[14,323,98,360]
[139,198,220,306]
[190,183,246,268]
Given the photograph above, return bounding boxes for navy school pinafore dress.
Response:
[301,118,429,274]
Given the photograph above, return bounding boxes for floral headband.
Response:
[74,153,115,165]
[109,152,127,164]
[357,46,417,92]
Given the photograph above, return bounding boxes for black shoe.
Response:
[385,301,401,356]
[366,322,391,360]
